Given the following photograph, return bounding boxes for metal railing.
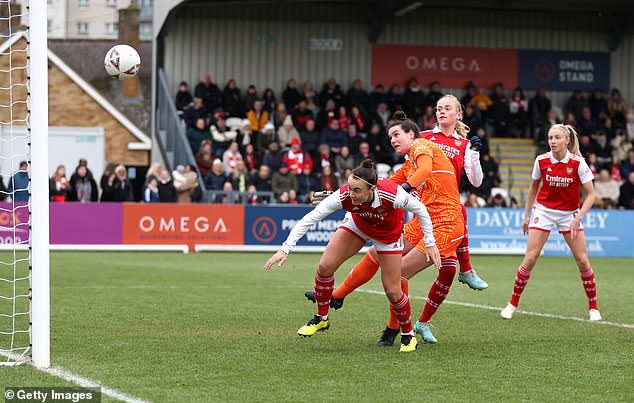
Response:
[205,190,277,204]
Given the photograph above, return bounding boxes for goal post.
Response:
[29,0,50,368]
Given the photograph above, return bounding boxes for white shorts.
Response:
[529,203,583,234]
[339,212,404,254]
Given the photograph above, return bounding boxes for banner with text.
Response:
[0,203,29,245]
[466,208,629,257]
[518,50,610,91]
[244,205,345,247]
[371,44,518,89]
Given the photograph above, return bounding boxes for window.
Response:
[139,22,152,40]
[106,0,116,7]
[77,22,88,35]
[105,22,118,36]
[77,0,89,8]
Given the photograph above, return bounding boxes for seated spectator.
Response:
[272,102,288,129]
[8,161,29,202]
[175,81,193,113]
[68,165,98,202]
[222,141,244,173]
[243,143,261,174]
[257,122,279,154]
[353,142,374,167]
[594,131,613,167]
[315,99,337,131]
[594,168,620,209]
[0,176,7,202]
[204,159,230,201]
[564,89,588,123]
[387,84,403,112]
[222,79,244,118]
[619,171,634,209]
[464,192,486,208]
[346,124,364,155]
[272,163,297,200]
[249,165,273,196]
[334,145,355,176]
[579,134,598,160]
[460,82,478,108]
[297,165,320,204]
[196,140,214,177]
[478,152,499,199]
[345,79,369,111]
[402,78,425,117]
[578,106,601,137]
[319,164,338,191]
[210,115,238,157]
[49,165,69,202]
[371,102,390,130]
[320,119,347,155]
[102,165,134,202]
[172,164,199,203]
[350,105,367,133]
[420,105,436,131]
[246,99,269,133]
[509,87,529,138]
[230,160,250,193]
[319,77,344,107]
[157,168,177,202]
[489,82,511,136]
[488,193,508,208]
[368,83,388,112]
[283,138,313,175]
[588,88,608,121]
[278,189,298,205]
[303,80,318,115]
[366,123,393,164]
[195,73,222,112]
[291,98,313,131]
[607,88,629,129]
[262,142,283,172]
[277,115,300,149]
[587,153,599,179]
[299,119,320,159]
[315,143,332,173]
[426,81,443,108]
[626,111,634,143]
[473,127,489,156]
[611,130,632,165]
[282,78,302,111]
[619,149,634,178]
[243,84,258,111]
[183,97,209,129]
[143,176,160,203]
[261,88,277,114]
[469,88,493,123]
[338,105,351,133]
[187,117,212,154]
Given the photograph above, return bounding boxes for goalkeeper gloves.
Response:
[469,136,482,152]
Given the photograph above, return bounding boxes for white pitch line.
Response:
[358,289,634,329]
[0,351,150,403]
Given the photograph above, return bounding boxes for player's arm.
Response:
[464,146,484,187]
[394,187,441,268]
[388,164,408,185]
[401,154,432,192]
[264,191,342,270]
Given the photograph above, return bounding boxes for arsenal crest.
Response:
[566,167,573,174]
[455,140,462,147]
[534,217,539,224]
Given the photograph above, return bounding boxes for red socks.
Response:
[387,277,409,329]
[509,264,531,307]
[580,268,598,310]
[314,272,335,318]
[390,292,413,334]
[419,257,457,323]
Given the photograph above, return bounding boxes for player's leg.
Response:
[377,250,417,352]
[562,231,601,321]
[298,228,365,337]
[501,228,550,319]
[457,205,489,291]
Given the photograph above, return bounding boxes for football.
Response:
[104,44,140,80]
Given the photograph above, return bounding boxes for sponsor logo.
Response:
[547,167,553,172]
[534,217,539,224]
[252,216,277,243]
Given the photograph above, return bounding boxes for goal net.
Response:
[0,0,49,367]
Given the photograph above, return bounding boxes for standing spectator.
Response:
[297,165,320,204]
[320,119,347,155]
[194,73,222,113]
[291,98,313,131]
[0,176,6,201]
[157,168,177,202]
[222,141,244,173]
[619,171,634,209]
[272,102,288,129]
[195,140,214,177]
[69,158,94,184]
[334,145,355,176]
[187,117,212,154]
[143,176,160,203]
[319,164,338,191]
[243,85,259,111]
[402,78,425,117]
[283,138,313,175]
[102,165,134,202]
[262,142,283,173]
[172,164,199,203]
[272,163,297,200]
[588,88,609,121]
[368,83,388,112]
[426,81,444,108]
[564,90,588,123]
[345,79,369,112]
[222,79,243,117]
[509,87,529,137]
[183,97,209,129]
[282,78,302,112]
[49,165,69,202]
[246,99,269,133]
[8,161,29,202]
[299,119,320,160]
[593,168,619,209]
[529,87,552,140]
[261,88,277,115]
[68,165,98,202]
[277,115,300,149]
[99,163,116,201]
[319,78,344,107]
[607,88,629,129]
[303,80,319,115]
[257,122,279,154]
[175,81,193,113]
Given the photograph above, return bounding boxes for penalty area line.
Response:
[358,288,634,329]
[0,351,150,403]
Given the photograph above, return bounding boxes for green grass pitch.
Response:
[1,252,633,402]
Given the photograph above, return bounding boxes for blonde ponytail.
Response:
[565,124,581,156]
